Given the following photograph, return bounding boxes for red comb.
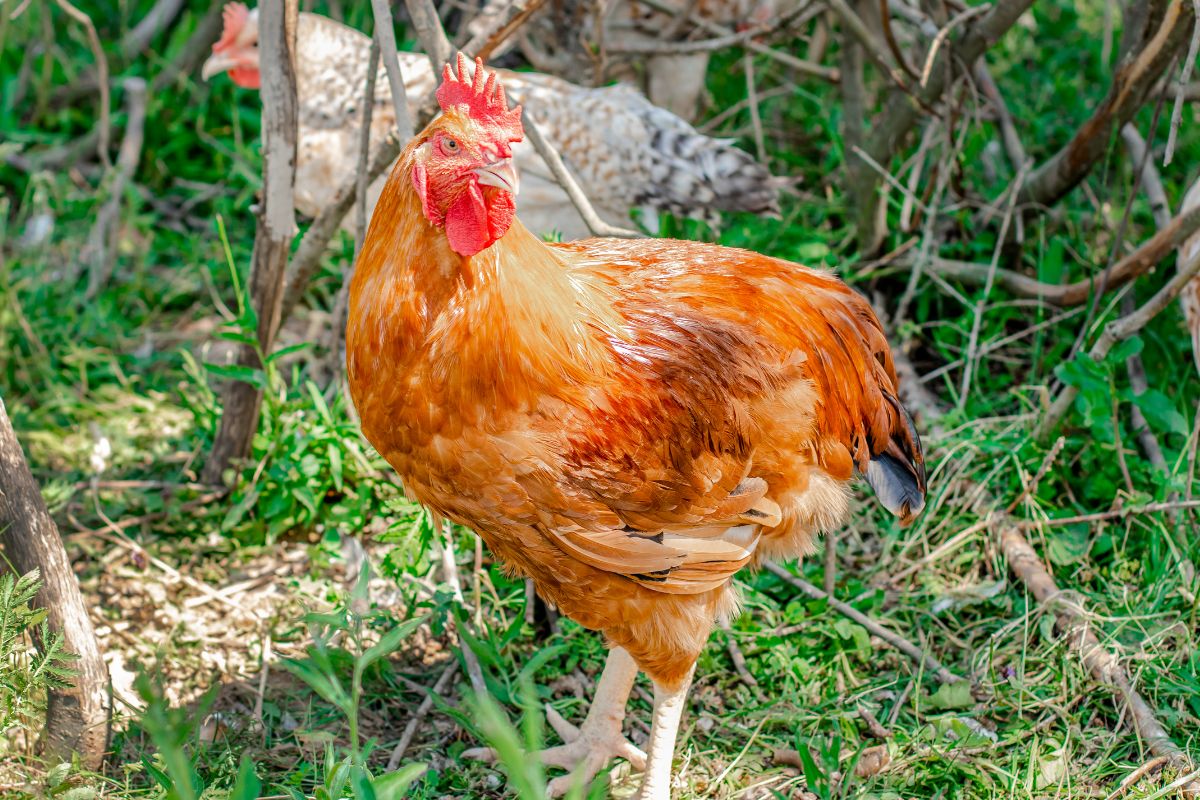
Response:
[214,2,249,52]
[436,54,523,142]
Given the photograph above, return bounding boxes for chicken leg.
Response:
[634,666,695,800]
[464,646,646,797]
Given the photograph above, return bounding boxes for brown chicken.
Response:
[347,56,925,798]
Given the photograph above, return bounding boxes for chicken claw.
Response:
[463,647,645,797]
[463,703,646,797]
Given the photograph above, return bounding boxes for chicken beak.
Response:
[474,158,520,197]
[201,53,239,81]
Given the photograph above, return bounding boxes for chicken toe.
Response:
[462,647,645,796]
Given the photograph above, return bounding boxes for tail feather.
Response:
[865,397,926,524]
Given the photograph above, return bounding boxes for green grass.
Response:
[4,0,1200,797]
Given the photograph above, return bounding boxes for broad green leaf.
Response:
[371,764,428,800]
[229,758,261,800]
[926,680,973,710]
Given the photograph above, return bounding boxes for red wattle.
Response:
[444,184,515,256]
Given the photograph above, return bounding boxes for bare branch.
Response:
[456,0,549,62]
[370,0,415,142]
[404,0,453,71]
[84,77,147,300]
[204,0,299,482]
[52,0,110,166]
[634,0,839,82]
[1017,0,1194,208]
[766,563,964,685]
[120,0,185,57]
[918,201,1200,305]
[522,112,645,239]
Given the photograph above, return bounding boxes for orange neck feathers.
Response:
[346,147,618,418]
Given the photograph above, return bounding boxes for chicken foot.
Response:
[463,646,646,797]
[634,666,695,800]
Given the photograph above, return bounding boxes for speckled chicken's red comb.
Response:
[214,2,250,52]
[436,53,523,142]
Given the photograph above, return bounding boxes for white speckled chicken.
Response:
[201,4,782,239]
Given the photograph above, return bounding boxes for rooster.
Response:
[347,56,925,798]
[201,4,782,239]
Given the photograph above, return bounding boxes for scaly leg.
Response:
[634,666,695,800]
[464,646,646,797]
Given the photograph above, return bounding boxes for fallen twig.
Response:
[890,348,1200,796]
[916,201,1200,305]
[82,77,147,300]
[720,620,758,687]
[52,0,110,166]
[1037,198,1200,440]
[1164,0,1200,164]
[635,0,838,82]
[765,562,963,684]
[1019,499,1200,527]
[370,0,415,142]
[386,659,459,769]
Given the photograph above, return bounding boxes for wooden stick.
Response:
[521,112,645,239]
[84,77,147,300]
[404,0,452,72]
[765,562,963,684]
[890,348,1200,796]
[386,659,459,768]
[0,396,109,768]
[370,0,415,142]
[203,0,299,482]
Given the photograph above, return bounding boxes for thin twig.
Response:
[914,201,1200,306]
[52,0,110,166]
[370,0,415,142]
[635,0,839,82]
[766,563,963,684]
[404,0,453,71]
[386,660,459,769]
[1037,203,1200,440]
[1164,0,1200,165]
[521,112,645,239]
[437,519,488,696]
[1019,499,1200,527]
[720,620,758,687]
[83,77,147,300]
[743,53,765,163]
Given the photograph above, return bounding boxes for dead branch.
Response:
[386,659,459,769]
[765,563,963,684]
[635,0,839,82]
[370,0,416,142]
[720,620,758,687]
[120,0,185,57]
[0,396,109,768]
[1016,0,1193,209]
[1164,0,1200,164]
[973,61,1027,172]
[52,0,110,166]
[521,112,646,239]
[855,0,1037,251]
[918,200,1200,304]
[890,348,1200,795]
[83,78,147,300]
[436,519,488,696]
[204,0,299,482]
[1001,524,1200,795]
[1037,200,1200,440]
[405,0,453,72]
[456,0,549,63]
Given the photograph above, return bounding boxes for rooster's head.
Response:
[412,54,524,257]
[201,3,261,88]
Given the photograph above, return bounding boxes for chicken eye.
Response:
[442,137,459,154]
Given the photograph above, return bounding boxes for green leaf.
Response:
[280,657,352,713]
[266,342,314,363]
[371,764,428,800]
[350,766,377,800]
[926,680,973,710]
[1047,525,1089,566]
[1106,336,1143,364]
[229,758,262,800]
[359,616,427,673]
[1134,389,1189,436]
[202,361,267,390]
